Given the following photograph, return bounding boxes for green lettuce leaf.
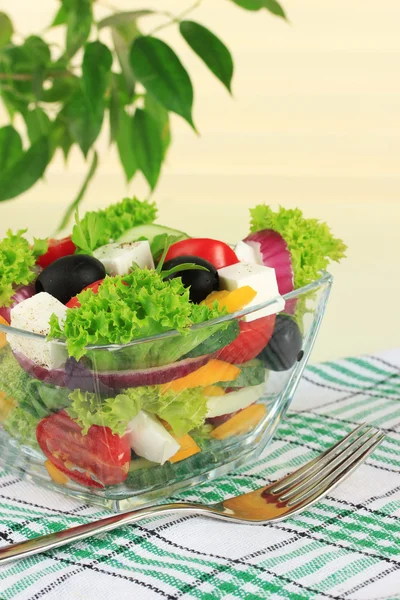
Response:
[0,229,47,307]
[249,205,347,289]
[142,386,208,437]
[0,346,36,404]
[0,346,71,419]
[71,196,157,254]
[49,269,226,363]
[3,407,40,449]
[67,385,208,437]
[67,389,142,436]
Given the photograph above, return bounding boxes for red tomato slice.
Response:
[165,238,239,270]
[37,236,76,269]
[36,410,131,488]
[66,279,104,308]
[217,315,276,364]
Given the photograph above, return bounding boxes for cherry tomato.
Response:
[37,236,76,269]
[165,238,239,270]
[217,315,276,364]
[66,279,104,308]
[36,410,131,488]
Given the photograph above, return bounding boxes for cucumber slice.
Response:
[117,224,189,244]
[219,359,266,388]
[183,320,240,359]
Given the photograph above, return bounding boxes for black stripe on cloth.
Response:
[366,355,400,373]
[170,539,347,600]
[0,492,91,517]
[266,522,400,566]
[298,373,399,414]
[0,477,22,490]
[0,523,175,600]
[298,410,400,436]
[273,436,400,474]
[341,565,400,599]
[28,568,84,600]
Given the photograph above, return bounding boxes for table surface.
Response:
[0,348,399,600]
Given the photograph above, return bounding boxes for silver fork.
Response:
[0,423,384,565]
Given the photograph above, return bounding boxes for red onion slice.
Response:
[13,351,66,387]
[243,230,296,313]
[13,350,214,392]
[0,283,36,323]
[66,353,213,391]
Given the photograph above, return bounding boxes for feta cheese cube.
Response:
[217,262,285,322]
[94,240,155,276]
[8,292,68,370]
[127,411,180,464]
[233,241,262,265]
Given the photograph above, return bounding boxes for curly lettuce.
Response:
[49,269,226,363]
[67,385,208,437]
[3,407,40,449]
[72,197,157,254]
[249,205,347,289]
[0,230,47,307]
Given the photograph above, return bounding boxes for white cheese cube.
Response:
[233,241,262,265]
[127,411,180,465]
[93,240,154,276]
[217,262,285,322]
[206,381,265,418]
[8,292,68,370]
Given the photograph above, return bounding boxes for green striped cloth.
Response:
[0,350,399,600]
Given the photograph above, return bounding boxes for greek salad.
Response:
[0,198,346,488]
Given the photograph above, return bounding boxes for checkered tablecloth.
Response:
[0,349,399,600]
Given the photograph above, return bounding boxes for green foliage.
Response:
[230,0,286,17]
[180,21,234,93]
[0,2,287,225]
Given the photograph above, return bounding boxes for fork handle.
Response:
[0,502,199,566]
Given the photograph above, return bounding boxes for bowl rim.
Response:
[0,271,333,349]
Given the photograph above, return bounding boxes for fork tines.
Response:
[270,424,385,508]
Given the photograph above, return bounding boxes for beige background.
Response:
[0,0,399,361]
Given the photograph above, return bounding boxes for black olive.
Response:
[161,255,219,303]
[35,254,106,304]
[258,314,303,371]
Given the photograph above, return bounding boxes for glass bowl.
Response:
[0,271,332,511]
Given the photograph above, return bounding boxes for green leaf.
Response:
[109,77,120,144]
[112,25,138,98]
[180,21,234,93]
[64,0,92,59]
[144,94,171,158]
[0,126,22,171]
[113,72,133,105]
[54,151,98,233]
[130,36,195,129]
[23,35,51,66]
[116,107,136,182]
[40,76,78,102]
[50,4,68,28]
[0,12,13,49]
[0,137,50,202]
[64,89,104,157]
[24,107,51,144]
[230,0,286,18]
[52,116,74,161]
[98,10,154,30]
[132,108,163,190]
[82,41,113,113]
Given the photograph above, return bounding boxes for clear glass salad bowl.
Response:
[0,271,332,512]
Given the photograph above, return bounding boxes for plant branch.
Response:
[54,151,99,234]
[0,71,74,82]
[149,0,203,36]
